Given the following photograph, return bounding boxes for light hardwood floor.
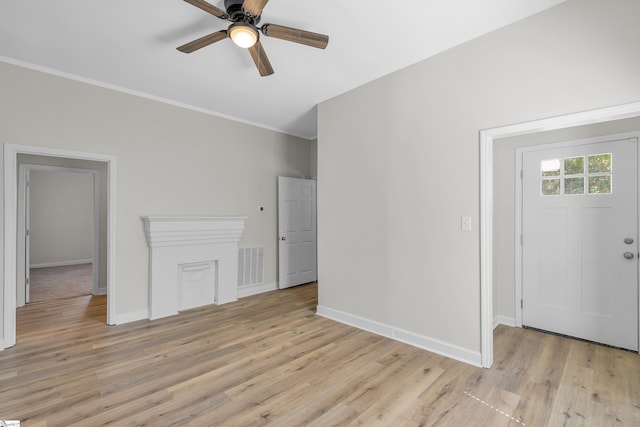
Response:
[1,282,638,426]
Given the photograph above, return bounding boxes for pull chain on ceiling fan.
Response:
[177,0,329,76]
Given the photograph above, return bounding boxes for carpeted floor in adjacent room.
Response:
[29,263,93,302]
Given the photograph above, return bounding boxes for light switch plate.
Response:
[461,216,472,231]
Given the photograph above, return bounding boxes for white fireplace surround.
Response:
[142,216,247,320]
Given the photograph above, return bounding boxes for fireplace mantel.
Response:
[142,216,247,320]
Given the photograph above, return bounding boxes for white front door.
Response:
[522,137,638,351]
[278,177,317,289]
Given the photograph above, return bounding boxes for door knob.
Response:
[280,237,286,241]
[624,252,635,260]
[624,237,634,244]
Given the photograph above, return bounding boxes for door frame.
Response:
[3,143,117,349]
[514,133,640,330]
[480,101,640,368]
[17,164,102,306]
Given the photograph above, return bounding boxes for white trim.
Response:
[316,305,482,367]
[515,150,524,328]
[114,310,148,325]
[480,101,640,367]
[31,259,94,269]
[494,315,516,329]
[0,56,314,141]
[480,131,494,368]
[3,143,117,350]
[317,305,393,336]
[142,216,246,318]
[142,216,246,247]
[238,282,278,298]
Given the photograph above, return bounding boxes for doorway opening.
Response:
[18,164,102,306]
[3,144,117,350]
[480,101,640,368]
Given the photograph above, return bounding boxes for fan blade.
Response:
[262,24,328,49]
[248,40,274,76]
[183,0,227,19]
[242,0,269,18]
[177,30,228,53]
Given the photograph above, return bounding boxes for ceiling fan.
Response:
[177,0,329,77]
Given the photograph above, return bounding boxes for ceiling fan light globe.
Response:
[229,24,258,48]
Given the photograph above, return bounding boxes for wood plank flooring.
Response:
[1,282,638,426]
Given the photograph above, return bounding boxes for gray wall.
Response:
[317,0,640,355]
[310,139,318,179]
[29,169,94,266]
[0,61,313,333]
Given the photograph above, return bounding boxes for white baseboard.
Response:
[96,287,107,295]
[494,315,516,329]
[31,259,93,269]
[238,282,278,298]
[114,309,149,325]
[316,305,482,367]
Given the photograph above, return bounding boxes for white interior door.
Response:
[16,165,30,307]
[278,177,317,289]
[522,137,638,350]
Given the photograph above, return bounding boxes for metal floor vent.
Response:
[238,247,264,287]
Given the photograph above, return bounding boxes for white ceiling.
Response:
[0,0,565,139]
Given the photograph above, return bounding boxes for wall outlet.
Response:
[461,216,472,231]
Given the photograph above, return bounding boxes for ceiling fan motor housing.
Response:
[224,0,260,24]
